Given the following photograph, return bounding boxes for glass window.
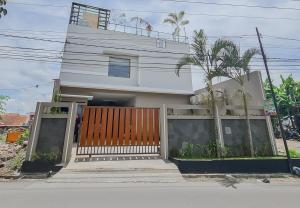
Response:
[108,57,130,78]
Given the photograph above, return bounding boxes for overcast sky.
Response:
[0,0,299,114]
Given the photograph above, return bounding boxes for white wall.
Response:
[195,71,266,115]
[59,25,193,94]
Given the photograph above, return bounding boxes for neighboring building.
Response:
[56,3,193,108]
[0,113,30,128]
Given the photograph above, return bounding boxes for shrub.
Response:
[32,150,62,163]
[289,149,300,158]
[17,129,29,145]
[8,149,26,171]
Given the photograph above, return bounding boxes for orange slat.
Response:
[105,108,113,146]
[112,108,119,145]
[136,109,142,145]
[142,108,148,145]
[87,108,95,146]
[79,107,89,147]
[124,108,131,145]
[148,109,154,146]
[93,108,101,146]
[131,109,137,145]
[99,108,108,146]
[118,108,125,146]
[154,109,160,145]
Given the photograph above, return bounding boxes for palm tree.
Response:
[163,11,189,42]
[222,44,260,156]
[130,16,148,35]
[0,0,7,18]
[176,29,236,157]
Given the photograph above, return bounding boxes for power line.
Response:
[1,43,300,63]
[0,81,53,91]
[2,32,300,59]
[1,54,299,72]
[163,0,300,11]
[7,1,300,21]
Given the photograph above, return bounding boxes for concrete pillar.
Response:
[160,104,168,160]
[26,102,42,161]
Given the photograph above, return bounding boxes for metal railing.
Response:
[69,3,188,43]
[107,22,189,43]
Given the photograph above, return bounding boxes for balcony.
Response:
[69,2,188,43]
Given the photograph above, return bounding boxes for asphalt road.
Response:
[0,179,300,208]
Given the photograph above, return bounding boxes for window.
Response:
[108,57,130,78]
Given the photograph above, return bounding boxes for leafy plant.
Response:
[17,129,30,145]
[0,95,9,119]
[289,149,300,158]
[0,0,7,18]
[264,75,300,118]
[169,147,181,158]
[8,149,26,171]
[32,150,62,163]
[163,11,189,42]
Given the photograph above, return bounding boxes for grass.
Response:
[289,149,300,158]
[8,148,26,172]
[0,133,6,143]
[173,156,287,160]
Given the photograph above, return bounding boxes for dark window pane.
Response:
[108,57,130,78]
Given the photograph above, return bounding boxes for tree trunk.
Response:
[242,89,255,157]
[207,80,222,158]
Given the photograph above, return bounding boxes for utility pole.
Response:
[256,27,293,174]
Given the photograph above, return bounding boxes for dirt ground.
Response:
[275,138,300,155]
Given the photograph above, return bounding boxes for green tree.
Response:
[222,43,260,156]
[0,95,8,119]
[176,29,236,157]
[163,11,189,42]
[264,75,300,118]
[0,0,7,18]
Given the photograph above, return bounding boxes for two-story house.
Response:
[55,3,193,109]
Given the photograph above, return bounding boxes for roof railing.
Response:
[69,2,188,43]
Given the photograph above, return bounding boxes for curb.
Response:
[182,173,292,179]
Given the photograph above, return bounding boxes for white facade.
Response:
[58,24,193,106]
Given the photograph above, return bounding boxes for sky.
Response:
[0,0,299,114]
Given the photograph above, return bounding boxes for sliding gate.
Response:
[77,107,160,155]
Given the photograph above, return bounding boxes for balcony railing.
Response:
[69,2,188,43]
[107,22,189,43]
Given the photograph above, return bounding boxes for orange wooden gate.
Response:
[77,106,160,155]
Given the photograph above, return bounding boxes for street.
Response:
[1,178,300,208]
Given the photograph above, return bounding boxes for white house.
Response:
[56,3,193,108]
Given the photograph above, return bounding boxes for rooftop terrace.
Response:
[69,2,189,43]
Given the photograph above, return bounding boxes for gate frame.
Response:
[76,106,161,156]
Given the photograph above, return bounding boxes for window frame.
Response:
[108,57,131,78]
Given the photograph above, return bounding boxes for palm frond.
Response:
[176,56,200,76]
[180,20,189,26]
[191,30,207,62]
[168,12,178,22]
[240,48,260,79]
[178,11,185,20]
[211,39,236,64]
[163,18,176,25]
